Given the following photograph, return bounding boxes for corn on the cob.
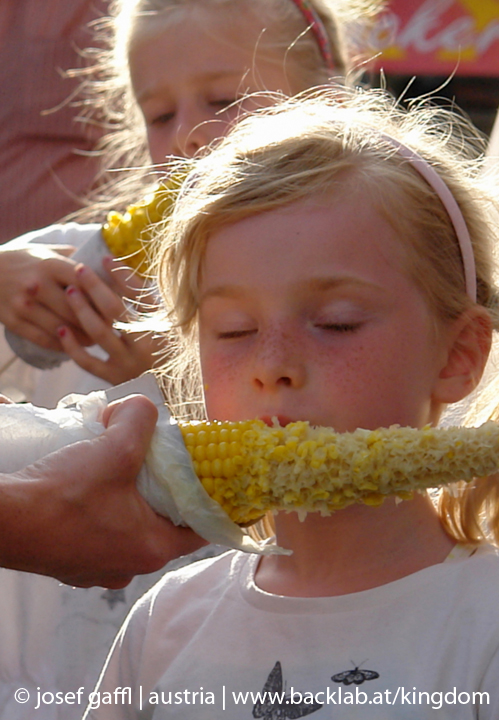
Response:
[101,173,184,275]
[178,419,499,524]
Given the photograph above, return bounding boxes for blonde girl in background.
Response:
[83,0,358,182]
[84,87,499,719]
[0,0,378,406]
[0,4,383,720]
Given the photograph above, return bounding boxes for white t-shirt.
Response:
[0,546,225,720]
[83,544,499,719]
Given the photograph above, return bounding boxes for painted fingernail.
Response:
[75,263,87,277]
[57,326,67,338]
[66,285,77,296]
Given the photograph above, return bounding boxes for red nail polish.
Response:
[66,285,77,296]
[57,326,67,338]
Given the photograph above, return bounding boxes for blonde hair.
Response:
[155,86,499,545]
[73,0,382,191]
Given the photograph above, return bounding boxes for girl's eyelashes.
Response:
[217,322,363,339]
[210,98,236,108]
[149,111,174,126]
[313,302,369,334]
[316,322,363,333]
[217,328,256,340]
[209,98,241,116]
[144,96,240,126]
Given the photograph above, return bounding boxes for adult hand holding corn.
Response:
[0,394,205,587]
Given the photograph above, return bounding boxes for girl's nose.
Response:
[172,120,206,158]
[171,106,225,158]
[252,332,306,391]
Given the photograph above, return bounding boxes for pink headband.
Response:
[382,134,477,301]
[289,0,335,71]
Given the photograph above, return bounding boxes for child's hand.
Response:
[102,254,159,308]
[58,261,167,385]
[0,395,205,587]
[0,244,92,350]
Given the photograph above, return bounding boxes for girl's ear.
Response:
[433,307,493,404]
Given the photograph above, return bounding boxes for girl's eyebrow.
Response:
[302,277,386,294]
[199,284,245,302]
[197,69,248,82]
[137,70,246,103]
[200,276,386,302]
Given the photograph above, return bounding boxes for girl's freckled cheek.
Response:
[318,343,378,410]
[316,340,363,379]
[201,354,241,416]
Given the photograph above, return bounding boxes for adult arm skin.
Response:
[0,395,205,587]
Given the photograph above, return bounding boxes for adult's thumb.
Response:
[101,395,159,473]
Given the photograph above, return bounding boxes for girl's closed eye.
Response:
[316,321,363,333]
[209,98,238,112]
[150,111,175,126]
[201,304,257,340]
[139,101,175,127]
[313,302,368,335]
[217,326,257,340]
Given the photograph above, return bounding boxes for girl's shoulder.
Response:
[136,547,245,607]
[398,543,499,618]
[449,542,499,585]
[444,542,498,563]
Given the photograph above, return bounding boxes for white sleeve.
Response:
[82,597,151,720]
[3,223,102,251]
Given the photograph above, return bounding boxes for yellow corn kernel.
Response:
[101,173,185,276]
[193,445,206,463]
[199,460,212,478]
[201,477,215,495]
[178,419,499,525]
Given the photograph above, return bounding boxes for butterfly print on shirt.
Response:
[252,661,323,718]
[331,663,380,686]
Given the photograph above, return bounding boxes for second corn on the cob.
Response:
[101,173,185,275]
[178,419,499,525]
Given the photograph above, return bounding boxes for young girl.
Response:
[0,5,379,720]
[0,0,378,405]
[83,0,353,180]
[83,88,499,718]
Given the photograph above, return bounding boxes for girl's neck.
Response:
[255,494,455,597]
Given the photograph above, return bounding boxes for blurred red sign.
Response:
[369,0,499,76]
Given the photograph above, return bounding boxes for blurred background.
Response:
[358,0,499,138]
